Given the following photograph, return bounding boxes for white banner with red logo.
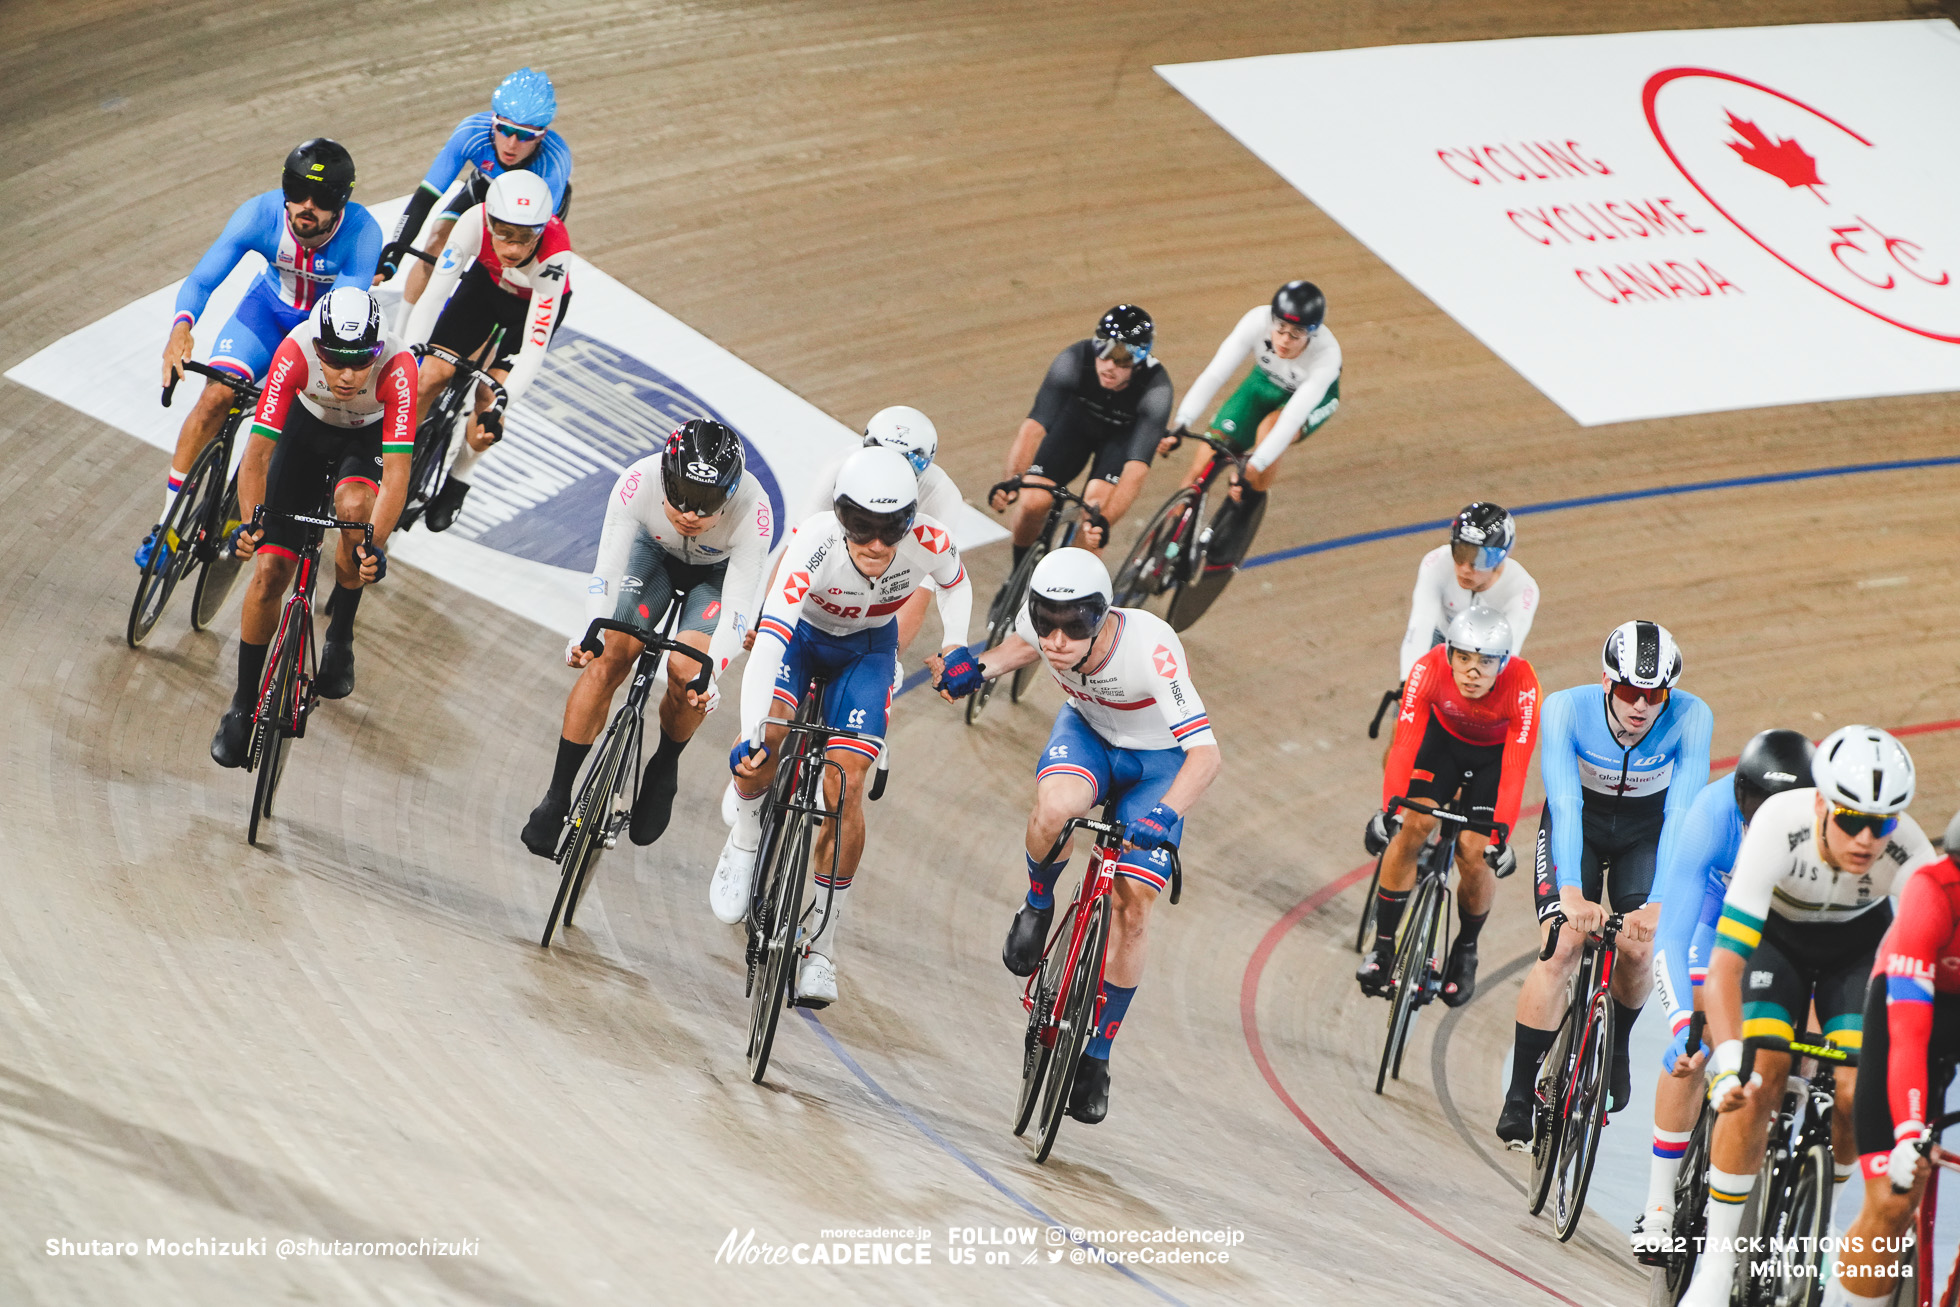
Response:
[1159,20,1960,425]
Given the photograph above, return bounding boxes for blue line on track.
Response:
[897,453,1960,700]
[797,1010,1191,1306]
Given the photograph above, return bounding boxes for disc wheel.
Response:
[191,479,246,631]
[1013,905,1072,1137]
[747,808,811,1085]
[1034,895,1105,1164]
[1550,988,1614,1241]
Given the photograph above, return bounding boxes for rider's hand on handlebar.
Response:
[162,321,194,388]
[228,523,263,561]
[1556,887,1608,936]
[684,675,719,714]
[1484,842,1516,878]
[565,635,597,668]
[988,480,1020,512]
[730,738,769,782]
[1618,900,1661,944]
[1123,803,1178,852]
[1892,1133,1931,1194]
[1363,809,1399,856]
[1156,428,1185,457]
[355,543,387,585]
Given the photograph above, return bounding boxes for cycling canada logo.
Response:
[1644,68,1957,341]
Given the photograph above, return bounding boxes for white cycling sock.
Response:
[1693,1167,1753,1285]
[1647,1128,1692,1212]
[161,466,189,520]
[1822,1280,1893,1307]
[448,440,482,484]
[807,881,850,961]
[732,786,765,850]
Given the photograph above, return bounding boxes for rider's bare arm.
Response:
[1156,743,1221,818]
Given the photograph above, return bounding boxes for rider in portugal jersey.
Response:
[1827,806,1960,1307]
[1497,620,1713,1147]
[929,548,1222,1126]
[714,447,976,1009]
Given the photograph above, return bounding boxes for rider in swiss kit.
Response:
[930,548,1222,1125]
[1399,503,1538,685]
[1360,605,1540,1007]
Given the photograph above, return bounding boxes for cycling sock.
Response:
[732,786,765,850]
[808,877,850,959]
[1012,543,1029,571]
[161,467,188,520]
[1612,1000,1642,1061]
[1646,1129,1691,1210]
[548,737,592,803]
[1698,1168,1753,1276]
[449,441,483,482]
[1026,852,1063,911]
[325,584,362,642]
[1506,1023,1558,1103]
[651,730,687,771]
[1371,887,1411,955]
[1085,982,1135,1059]
[1455,906,1489,949]
[1824,1283,1894,1307]
[233,640,269,709]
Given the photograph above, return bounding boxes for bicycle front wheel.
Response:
[1528,1006,1576,1216]
[747,810,812,1084]
[566,718,638,930]
[1375,875,1440,1093]
[191,478,245,631]
[1353,855,1383,954]
[1551,987,1614,1241]
[1111,491,1195,619]
[1013,903,1074,1136]
[1662,1101,1715,1294]
[1747,1138,1830,1307]
[127,446,211,647]
[541,713,631,947]
[247,640,296,845]
[1035,893,1106,1164]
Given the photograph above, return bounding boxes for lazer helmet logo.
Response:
[685,459,718,481]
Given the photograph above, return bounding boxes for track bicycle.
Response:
[1371,797,1507,1094]
[1644,1012,1714,1297]
[1719,1031,1857,1307]
[1526,906,1626,1242]
[240,499,373,846]
[742,676,885,1085]
[967,474,1105,726]
[130,362,260,646]
[1908,1106,1960,1307]
[1013,799,1182,1164]
[1110,429,1254,632]
[537,596,713,948]
[400,337,507,531]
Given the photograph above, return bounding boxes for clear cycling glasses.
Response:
[1830,806,1900,839]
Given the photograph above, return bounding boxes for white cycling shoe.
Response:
[797,951,838,1009]
[1630,1204,1673,1255]
[710,835,756,925]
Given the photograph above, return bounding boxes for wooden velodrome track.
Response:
[7,1,1960,1303]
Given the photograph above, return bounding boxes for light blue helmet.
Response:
[492,67,557,129]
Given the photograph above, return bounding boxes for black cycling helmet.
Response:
[1271,280,1326,333]
[283,138,356,211]
[1450,501,1515,570]
[1733,728,1816,823]
[661,419,745,517]
[1093,304,1154,366]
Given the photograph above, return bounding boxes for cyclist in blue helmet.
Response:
[384,67,573,306]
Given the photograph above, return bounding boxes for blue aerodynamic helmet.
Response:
[492,67,557,130]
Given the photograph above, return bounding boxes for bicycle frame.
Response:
[1918,1109,1960,1307]
[252,503,373,740]
[1529,906,1625,1239]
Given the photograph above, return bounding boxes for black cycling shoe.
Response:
[1495,1097,1535,1147]
[1067,1053,1110,1125]
[1610,1050,1633,1114]
[1355,946,1393,998]
[1440,939,1479,1008]
[521,793,570,859]
[424,478,471,533]
[210,706,253,769]
[630,749,681,846]
[1002,901,1053,977]
[315,636,355,700]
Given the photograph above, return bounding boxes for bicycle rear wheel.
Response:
[1660,1102,1715,1295]
[1528,1007,1576,1215]
[1353,855,1383,953]
[247,638,296,845]
[127,444,212,647]
[1014,903,1073,1136]
[746,812,811,1084]
[1551,987,1615,1241]
[1375,875,1440,1093]
[1112,491,1195,620]
[191,478,245,631]
[399,399,459,530]
[1747,1138,1830,1307]
[1035,894,1106,1163]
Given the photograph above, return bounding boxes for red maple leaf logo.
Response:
[1725,111,1825,201]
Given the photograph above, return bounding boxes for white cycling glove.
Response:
[1707,1039,1747,1105]
[1889,1130,1927,1193]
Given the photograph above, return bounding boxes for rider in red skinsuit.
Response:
[1383,641,1541,833]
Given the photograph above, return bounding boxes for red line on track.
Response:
[1239,727,1960,1301]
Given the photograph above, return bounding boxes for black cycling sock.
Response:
[326,584,362,641]
[234,640,268,709]
[1613,1001,1643,1060]
[548,737,592,803]
[1372,888,1411,955]
[1456,907,1489,949]
[1507,1023,1558,1102]
[1012,543,1029,571]
[651,730,687,770]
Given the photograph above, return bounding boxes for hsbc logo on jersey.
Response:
[784,572,810,603]
[911,524,950,554]
[1152,644,1179,679]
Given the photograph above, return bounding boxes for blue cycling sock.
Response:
[1085,982,1136,1060]
[1026,852,1064,911]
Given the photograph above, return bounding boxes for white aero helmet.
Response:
[1027,548,1112,640]
[1812,725,1915,816]
[832,445,918,544]
[1444,604,1513,670]
[863,406,938,477]
[1601,619,1683,691]
[486,169,552,228]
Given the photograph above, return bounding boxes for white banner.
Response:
[1159,20,1960,425]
